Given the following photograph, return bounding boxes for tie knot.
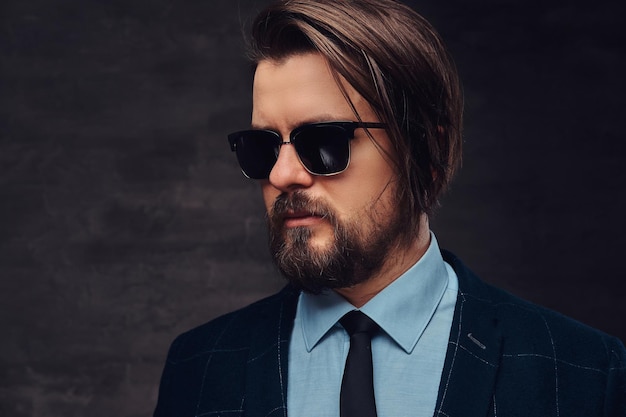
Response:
[340,311,379,337]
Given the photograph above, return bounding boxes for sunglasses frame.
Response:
[228,121,387,179]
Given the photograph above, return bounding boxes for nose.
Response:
[268,143,314,192]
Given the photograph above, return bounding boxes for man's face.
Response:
[252,53,407,293]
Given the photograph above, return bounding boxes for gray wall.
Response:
[1,0,624,415]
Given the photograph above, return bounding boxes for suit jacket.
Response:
[154,251,626,417]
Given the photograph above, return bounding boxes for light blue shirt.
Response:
[287,233,459,417]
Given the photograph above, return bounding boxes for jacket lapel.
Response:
[435,252,503,417]
[245,287,299,417]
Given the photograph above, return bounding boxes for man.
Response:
[154,0,625,416]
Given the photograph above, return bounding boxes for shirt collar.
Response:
[298,232,450,353]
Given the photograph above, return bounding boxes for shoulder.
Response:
[443,250,626,368]
[165,285,299,364]
[442,250,626,414]
[154,286,299,416]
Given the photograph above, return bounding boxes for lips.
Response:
[282,210,323,227]
[270,192,333,230]
[285,210,314,219]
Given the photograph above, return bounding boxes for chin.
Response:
[305,231,334,251]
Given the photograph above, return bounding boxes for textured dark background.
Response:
[1,0,624,415]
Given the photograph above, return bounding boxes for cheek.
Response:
[261,182,279,211]
[328,163,397,218]
[323,182,390,223]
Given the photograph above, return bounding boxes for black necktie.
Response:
[340,310,379,417]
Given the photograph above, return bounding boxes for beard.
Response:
[267,190,409,294]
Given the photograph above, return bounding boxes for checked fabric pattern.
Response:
[154,251,626,417]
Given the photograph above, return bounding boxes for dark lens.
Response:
[231,130,280,179]
[293,124,350,175]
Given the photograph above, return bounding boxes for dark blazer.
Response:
[154,252,626,417]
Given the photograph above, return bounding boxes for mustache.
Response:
[269,191,336,225]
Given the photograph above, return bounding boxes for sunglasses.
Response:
[227,121,386,179]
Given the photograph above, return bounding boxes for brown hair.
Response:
[248,0,463,230]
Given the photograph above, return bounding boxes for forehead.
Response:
[251,53,376,130]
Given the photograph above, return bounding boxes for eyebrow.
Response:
[250,114,352,131]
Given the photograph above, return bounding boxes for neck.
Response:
[334,215,431,308]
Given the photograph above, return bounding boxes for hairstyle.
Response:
[248,0,463,229]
